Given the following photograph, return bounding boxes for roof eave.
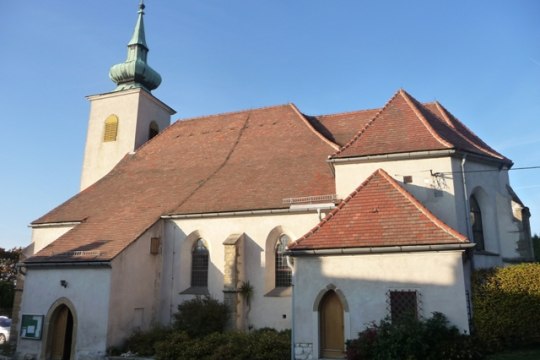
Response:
[286,242,475,257]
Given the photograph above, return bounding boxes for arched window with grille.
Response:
[470,195,485,251]
[275,234,291,287]
[103,114,119,142]
[191,239,209,287]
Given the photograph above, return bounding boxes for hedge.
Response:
[472,263,540,351]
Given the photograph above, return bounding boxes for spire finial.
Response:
[108,1,162,92]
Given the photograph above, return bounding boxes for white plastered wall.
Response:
[159,211,324,331]
[293,251,469,360]
[81,88,174,190]
[334,157,460,230]
[30,225,77,255]
[16,266,111,360]
[107,221,164,347]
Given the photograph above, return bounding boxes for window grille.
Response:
[103,115,119,142]
[191,239,209,287]
[387,290,420,322]
[275,234,292,287]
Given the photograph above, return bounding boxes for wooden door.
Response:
[49,306,73,360]
[320,291,345,358]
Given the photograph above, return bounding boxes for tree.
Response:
[533,234,540,262]
[0,247,22,310]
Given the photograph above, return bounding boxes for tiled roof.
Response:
[288,169,468,251]
[332,89,511,163]
[28,104,338,262]
[307,108,380,146]
[28,90,507,263]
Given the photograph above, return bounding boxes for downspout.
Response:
[287,255,295,360]
[461,154,475,329]
[461,155,472,240]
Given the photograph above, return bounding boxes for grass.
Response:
[487,348,540,360]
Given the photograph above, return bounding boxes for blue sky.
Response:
[1,0,539,249]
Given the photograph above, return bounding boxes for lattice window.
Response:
[387,289,420,323]
[103,114,119,142]
[191,239,209,287]
[275,234,291,287]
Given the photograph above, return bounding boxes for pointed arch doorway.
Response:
[46,304,75,360]
[319,290,345,358]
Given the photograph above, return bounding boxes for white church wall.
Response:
[108,221,164,347]
[453,158,521,266]
[334,157,460,231]
[16,267,111,360]
[292,251,469,360]
[159,211,324,330]
[30,224,76,255]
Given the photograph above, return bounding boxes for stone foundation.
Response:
[294,343,313,360]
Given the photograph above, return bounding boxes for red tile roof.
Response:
[28,104,338,262]
[28,90,506,263]
[332,89,511,164]
[288,169,468,251]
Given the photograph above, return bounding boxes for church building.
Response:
[15,3,532,360]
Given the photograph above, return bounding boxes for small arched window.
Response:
[149,121,159,140]
[275,234,291,287]
[470,195,485,251]
[103,115,119,142]
[191,239,209,287]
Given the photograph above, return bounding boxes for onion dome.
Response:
[109,1,162,92]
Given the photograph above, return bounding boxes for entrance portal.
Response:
[47,305,74,360]
[319,290,345,358]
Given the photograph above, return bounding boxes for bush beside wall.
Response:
[472,263,540,351]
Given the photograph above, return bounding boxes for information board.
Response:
[20,314,43,340]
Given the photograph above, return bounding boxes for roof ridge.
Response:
[330,89,402,158]
[313,107,381,118]
[376,169,468,242]
[175,103,293,124]
[434,102,505,160]
[399,90,453,148]
[289,104,340,151]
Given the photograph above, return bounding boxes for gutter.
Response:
[328,149,456,163]
[286,243,475,257]
[30,221,82,228]
[162,205,335,220]
[20,261,111,269]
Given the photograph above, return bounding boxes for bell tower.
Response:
[81,1,175,190]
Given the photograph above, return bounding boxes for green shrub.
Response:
[346,312,484,360]
[173,296,230,338]
[122,325,173,356]
[155,328,291,360]
[472,263,540,351]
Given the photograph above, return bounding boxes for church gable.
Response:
[332,89,511,164]
[289,168,469,251]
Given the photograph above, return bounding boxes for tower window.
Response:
[149,121,159,140]
[103,115,119,142]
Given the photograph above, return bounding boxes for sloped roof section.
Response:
[28,104,338,263]
[288,169,468,251]
[307,108,380,146]
[332,89,511,164]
